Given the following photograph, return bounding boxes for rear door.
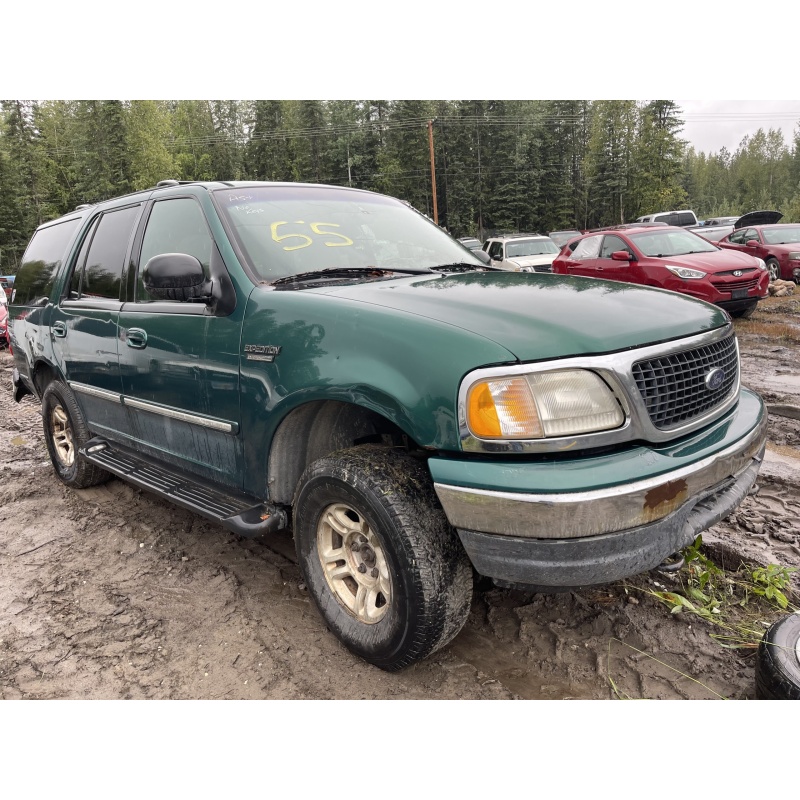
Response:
[555,234,602,277]
[52,203,143,438]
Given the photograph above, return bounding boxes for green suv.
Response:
[8,180,767,670]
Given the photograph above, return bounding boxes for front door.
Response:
[117,196,245,489]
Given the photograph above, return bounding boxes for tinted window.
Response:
[71,205,140,300]
[13,218,82,306]
[137,198,213,301]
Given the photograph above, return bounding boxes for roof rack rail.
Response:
[74,204,93,211]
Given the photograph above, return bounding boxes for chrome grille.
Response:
[632,334,738,429]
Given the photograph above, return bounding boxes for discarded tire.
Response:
[756,613,800,700]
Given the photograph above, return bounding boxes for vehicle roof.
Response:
[487,233,547,240]
[32,180,389,231]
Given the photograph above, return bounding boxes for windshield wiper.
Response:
[271,266,427,287]
[429,262,498,272]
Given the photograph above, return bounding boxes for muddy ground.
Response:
[1,296,799,700]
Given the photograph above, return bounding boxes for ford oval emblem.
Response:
[705,367,725,391]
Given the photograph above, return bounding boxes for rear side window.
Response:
[13,218,82,306]
[69,205,141,301]
[572,235,602,260]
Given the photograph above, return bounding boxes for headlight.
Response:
[666,265,706,279]
[789,252,800,261]
[466,370,624,439]
[754,258,767,271]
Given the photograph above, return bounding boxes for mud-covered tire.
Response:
[765,258,780,283]
[756,613,800,700]
[292,444,473,671]
[41,380,112,489]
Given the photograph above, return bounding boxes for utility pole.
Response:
[428,120,439,225]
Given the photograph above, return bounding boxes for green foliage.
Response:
[2,98,799,268]
[643,534,797,648]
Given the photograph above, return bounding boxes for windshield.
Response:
[213,185,483,281]
[629,229,718,257]
[762,226,800,245]
[506,239,560,257]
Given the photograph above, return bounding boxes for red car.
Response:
[715,211,800,284]
[0,292,9,350]
[551,224,769,318]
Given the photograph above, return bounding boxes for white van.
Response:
[636,209,698,227]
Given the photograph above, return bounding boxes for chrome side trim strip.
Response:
[435,411,767,540]
[122,397,237,434]
[69,382,122,404]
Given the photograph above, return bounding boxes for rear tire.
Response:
[756,613,800,700]
[293,444,473,671]
[42,380,112,489]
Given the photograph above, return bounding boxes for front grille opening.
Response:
[632,335,738,429]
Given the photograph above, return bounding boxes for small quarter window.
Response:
[13,218,82,306]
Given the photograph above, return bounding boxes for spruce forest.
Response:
[1,99,799,273]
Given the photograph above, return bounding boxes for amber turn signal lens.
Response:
[467,378,543,439]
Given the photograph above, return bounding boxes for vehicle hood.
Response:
[507,254,557,269]
[661,249,762,272]
[315,271,728,362]
[734,210,783,229]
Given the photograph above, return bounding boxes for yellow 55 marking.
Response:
[270,221,354,251]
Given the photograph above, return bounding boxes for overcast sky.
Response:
[676,101,800,154]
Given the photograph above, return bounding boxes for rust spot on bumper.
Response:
[643,478,688,520]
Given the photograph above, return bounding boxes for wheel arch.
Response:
[31,358,66,400]
[266,399,420,505]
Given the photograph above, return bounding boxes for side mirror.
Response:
[143,253,212,302]
[474,250,491,265]
[746,240,760,248]
[611,250,633,262]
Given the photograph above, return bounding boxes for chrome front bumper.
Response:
[434,410,767,541]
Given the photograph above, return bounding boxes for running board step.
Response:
[80,437,288,539]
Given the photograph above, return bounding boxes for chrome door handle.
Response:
[52,321,67,338]
[126,328,148,349]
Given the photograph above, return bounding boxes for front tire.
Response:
[293,445,473,671]
[766,258,780,282]
[41,380,112,489]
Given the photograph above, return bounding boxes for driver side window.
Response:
[137,198,213,302]
[599,235,631,259]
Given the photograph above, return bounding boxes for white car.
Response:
[482,234,560,272]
